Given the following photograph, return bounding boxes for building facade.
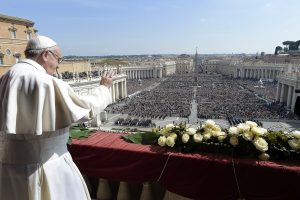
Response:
[0,14,36,75]
[162,61,176,76]
[91,63,164,80]
[176,59,194,74]
[276,72,300,112]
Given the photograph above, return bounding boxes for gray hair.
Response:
[24,35,57,59]
[24,46,57,59]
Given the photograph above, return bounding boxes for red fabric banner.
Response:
[68,132,300,200]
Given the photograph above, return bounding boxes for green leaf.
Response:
[122,132,159,144]
[141,132,160,144]
[122,133,143,144]
[69,126,96,139]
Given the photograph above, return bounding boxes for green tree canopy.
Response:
[275,46,283,55]
[282,40,300,51]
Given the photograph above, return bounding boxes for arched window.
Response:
[6,49,11,56]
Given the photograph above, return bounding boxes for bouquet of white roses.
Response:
[123,120,300,161]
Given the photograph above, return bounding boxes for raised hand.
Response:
[100,70,115,88]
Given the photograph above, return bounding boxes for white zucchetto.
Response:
[25,35,57,51]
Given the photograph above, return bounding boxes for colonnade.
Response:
[124,68,163,80]
[276,74,300,112]
[70,74,127,103]
[110,75,127,102]
[234,67,281,80]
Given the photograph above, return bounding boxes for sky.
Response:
[1,0,300,56]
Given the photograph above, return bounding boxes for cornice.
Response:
[0,13,34,26]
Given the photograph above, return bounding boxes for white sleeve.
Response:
[75,85,112,120]
[52,78,112,125]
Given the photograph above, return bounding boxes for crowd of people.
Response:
[61,70,100,79]
[235,78,277,102]
[195,76,295,120]
[106,73,296,121]
[114,117,154,127]
[109,75,193,119]
[126,78,161,95]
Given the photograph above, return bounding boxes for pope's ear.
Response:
[40,51,49,62]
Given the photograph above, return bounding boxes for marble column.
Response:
[112,83,115,102]
[276,83,281,102]
[120,81,123,98]
[291,93,298,112]
[287,85,293,108]
[280,83,284,103]
[115,82,119,100]
[124,79,127,97]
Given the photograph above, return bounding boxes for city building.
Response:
[175,58,194,74]
[0,13,37,75]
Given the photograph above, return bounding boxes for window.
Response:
[9,26,17,39]
[6,49,11,56]
[27,32,32,40]
[14,53,21,63]
[26,29,32,40]
[10,30,17,39]
[0,54,3,65]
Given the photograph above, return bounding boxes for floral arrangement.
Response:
[123,120,300,161]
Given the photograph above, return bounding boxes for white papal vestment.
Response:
[0,59,112,200]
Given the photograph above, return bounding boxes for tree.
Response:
[289,42,298,50]
[282,41,299,51]
[275,46,283,55]
[296,40,300,50]
[282,41,293,46]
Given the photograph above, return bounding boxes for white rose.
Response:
[258,152,270,161]
[228,127,239,135]
[182,133,190,143]
[291,130,300,139]
[211,125,221,132]
[246,121,258,128]
[288,139,300,150]
[253,136,268,152]
[193,134,203,143]
[237,123,250,133]
[166,136,176,147]
[158,136,167,147]
[204,119,215,126]
[165,124,175,129]
[203,133,212,141]
[160,128,170,136]
[230,136,239,146]
[251,127,267,136]
[187,127,196,135]
[242,131,254,141]
[211,130,219,137]
[204,127,213,134]
[217,132,227,142]
[203,120,215,128]
[169,133,178,139]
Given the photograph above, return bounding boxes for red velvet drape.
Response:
[68,132,300,200]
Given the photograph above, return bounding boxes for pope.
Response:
[0,35,114,200]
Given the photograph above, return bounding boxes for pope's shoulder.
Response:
[2,60,67,88]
